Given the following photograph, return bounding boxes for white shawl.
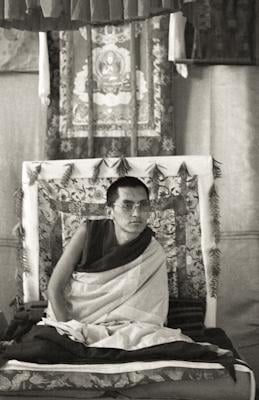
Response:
[42,238,192,350]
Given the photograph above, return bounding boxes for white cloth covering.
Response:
[41,238,193,350]
[168,12,188,78]
[38,32,50,106]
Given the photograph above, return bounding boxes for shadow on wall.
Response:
[0,73,47,322]
[173,65,259,386]
[173,66,213,156]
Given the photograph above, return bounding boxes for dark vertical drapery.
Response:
[182,0,257,65]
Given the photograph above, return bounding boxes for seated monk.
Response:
[0,176,236,376]
[45,176,191,349]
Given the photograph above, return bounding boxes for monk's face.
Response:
[109,186,150,243]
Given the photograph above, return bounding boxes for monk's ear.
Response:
[105,205,113,219]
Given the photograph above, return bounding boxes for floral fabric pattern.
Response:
[0,364,228,392]
[38,173,206,301]
[46,15,175,159]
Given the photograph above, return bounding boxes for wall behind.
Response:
[173,65,259,384]
[0,73,46,321]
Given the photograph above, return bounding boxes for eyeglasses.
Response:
[113,200,151,213]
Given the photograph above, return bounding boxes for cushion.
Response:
[167,297,206,339]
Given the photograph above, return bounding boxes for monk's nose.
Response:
[131,204,141,216]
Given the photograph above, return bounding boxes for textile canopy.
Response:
[0,0,188,31]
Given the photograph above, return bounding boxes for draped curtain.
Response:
[0,0,186,30]
[0,0,256,66]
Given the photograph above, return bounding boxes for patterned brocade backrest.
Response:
[20,156,220,327]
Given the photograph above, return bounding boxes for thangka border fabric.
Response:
[0,360,233,392]
[20,156,219,327]
[46,15,175,159]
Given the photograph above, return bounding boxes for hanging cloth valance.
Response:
[0,0,193,31]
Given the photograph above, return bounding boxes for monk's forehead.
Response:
[116,186,148,201]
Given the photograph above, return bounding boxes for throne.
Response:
[0,156,255,400]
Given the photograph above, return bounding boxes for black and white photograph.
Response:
[0,1,258,399]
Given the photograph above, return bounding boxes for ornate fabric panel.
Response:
[0,363,228,392]
[37,174,205,301]
[46,16,176,159]
[18,156,220,326]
